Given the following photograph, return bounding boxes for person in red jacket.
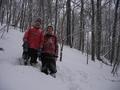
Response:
[41,26,58,77]
[23,18,44,65]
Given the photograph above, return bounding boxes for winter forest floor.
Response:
[0,26,120,90]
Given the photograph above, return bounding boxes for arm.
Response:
[23,27,32,42]
[37,30,44,57]
[23,30,29,42]
[39,30,44,49]
[22,29,30,50]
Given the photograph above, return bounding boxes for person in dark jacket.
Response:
[23,18,44,65]
[41,26,58,77]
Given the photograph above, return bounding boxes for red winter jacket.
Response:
[23,27,44,49]
[42,34,58,57]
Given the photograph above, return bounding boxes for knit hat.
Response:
[35,18,41,24]
[47,26,53,31]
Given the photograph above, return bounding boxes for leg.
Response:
[49,58,57,74]
[22,51,29,65]
[29,48,37,65]
[41,56,49,75]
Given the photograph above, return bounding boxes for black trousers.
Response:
[41,53,57,74]
[22,51,29,65]
[28,48,38,64]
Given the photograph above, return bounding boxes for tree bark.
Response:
[28,0,32,27]
[79,0,84,52]
[54,0,58,34]
[96,0,102,60]
[91,0,95,61]
[66,0,72,48]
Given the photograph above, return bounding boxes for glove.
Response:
[54,55,58,58]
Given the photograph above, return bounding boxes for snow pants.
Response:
[29,48,38,64]
[41,53,57,75]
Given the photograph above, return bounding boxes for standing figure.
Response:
[41,26,58,77]
[23,18,44,65]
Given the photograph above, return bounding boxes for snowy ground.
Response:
[0,26,120,90]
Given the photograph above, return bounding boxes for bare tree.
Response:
[96,0,102,60]
[71,8,75,47]
[41,0,45,28]
[79,0,84,52]
[0,0,5,25]
[54,0,58,34]
[0,0,2,9]
[66,0,72,47]
[28,0,33,27]
[91,0,95,61]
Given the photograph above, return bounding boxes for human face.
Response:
[34,22,41,29]
[47,26,53,35]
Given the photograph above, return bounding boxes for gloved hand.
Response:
[54,55,58,58]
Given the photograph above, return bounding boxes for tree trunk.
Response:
[71,9,75,47]
[0,0,2,9]
[59,12,66,62]
[96,0,102,60]
[12,0,17,26]
[28,0,32,27]
[41,0,45,28]
[79,0,84,52]
[54,0,58,34]
[6,0,12,32]
[66,0,72,48]
[20,0,25,31]
[91,0,95,61]
[111,0,120,64]
[0,7,5,25]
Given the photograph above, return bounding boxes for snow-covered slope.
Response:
[0,26,120,90]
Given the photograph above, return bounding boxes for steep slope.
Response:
[0,26,120,90]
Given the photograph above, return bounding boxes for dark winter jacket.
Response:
[42,34,58,57]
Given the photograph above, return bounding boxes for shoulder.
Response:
[38,28,44,33]
[26,26,33,30]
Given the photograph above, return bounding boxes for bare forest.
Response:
[0,0,120,75]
